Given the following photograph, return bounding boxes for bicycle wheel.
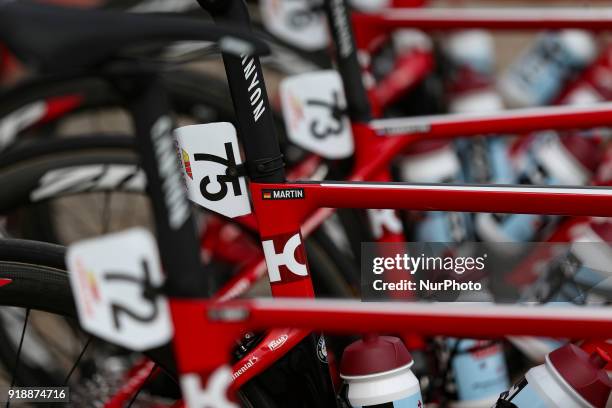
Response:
[0,134,356,296]
[8,68,289,147]
[0,238,279,407]
[0,135,148,243]
[0,238,178,406]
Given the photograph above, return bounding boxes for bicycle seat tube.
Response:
[197,1,341,406]
[198,0,285,184]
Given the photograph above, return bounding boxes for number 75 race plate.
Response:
[175,122,251,219]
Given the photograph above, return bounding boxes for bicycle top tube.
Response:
[0,1,269,73]
[354,7,612,32]
[320,1,612,125]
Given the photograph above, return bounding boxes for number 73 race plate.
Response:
[280,70,354,159]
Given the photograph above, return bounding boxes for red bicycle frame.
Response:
[170,299,612,401]
[170,8,612,402]
[7,4,612,406]
[212,6,612,301]
[351,8,612,115]
[353,8,612,42]
[202,100,612,389]
[89,6,612,405]
[216,102,612,293]
[170,167,612,400]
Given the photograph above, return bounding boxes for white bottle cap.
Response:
[392,29,432,54]
[449,89,504,114]
[559,30,598,65]
[341,335,421,406]
[446,30,495,70]
[350,0,390,11]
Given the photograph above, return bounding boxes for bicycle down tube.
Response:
[170,299,612,403]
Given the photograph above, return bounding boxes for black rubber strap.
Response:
[226,154,285,180]
[245,154,285,181]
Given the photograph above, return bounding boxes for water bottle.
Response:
[443,31,514,191]
[498,30,597,108]
[543,219,612,304]
[507,218,612,364]
[393,29,431,55]
[444,41,515,245]
[340,334,423,407]
[449,89,514,194]
[444,290,510,407]
[445,339,510,407]
[445,29,495,85]
[494,343,612,408]
[475,132,602,243]
[581,340,612,408]
[516,132,601,185]
[368,27,432,114]
[444,29,496,109]
[559,44,612,105]
[399,140,473,243]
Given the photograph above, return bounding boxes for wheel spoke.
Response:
[7,308,30,408]
[101,191,113,235]
[63,336,92,385]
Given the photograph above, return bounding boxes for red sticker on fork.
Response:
[0,279,12,287]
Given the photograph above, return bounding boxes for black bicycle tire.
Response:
[0,69,236,147]
[0,135,141,213]
[0,238,279,407]
[0,135,355,298]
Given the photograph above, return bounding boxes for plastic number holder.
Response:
[259,0,327,51]
[175,122,251,218]
[66,228,172,351]
[280,70,354,159]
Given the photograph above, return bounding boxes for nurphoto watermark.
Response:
[361,242,612,303]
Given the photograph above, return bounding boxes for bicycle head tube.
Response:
[322,0,372,123]
[197,0,286,184]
